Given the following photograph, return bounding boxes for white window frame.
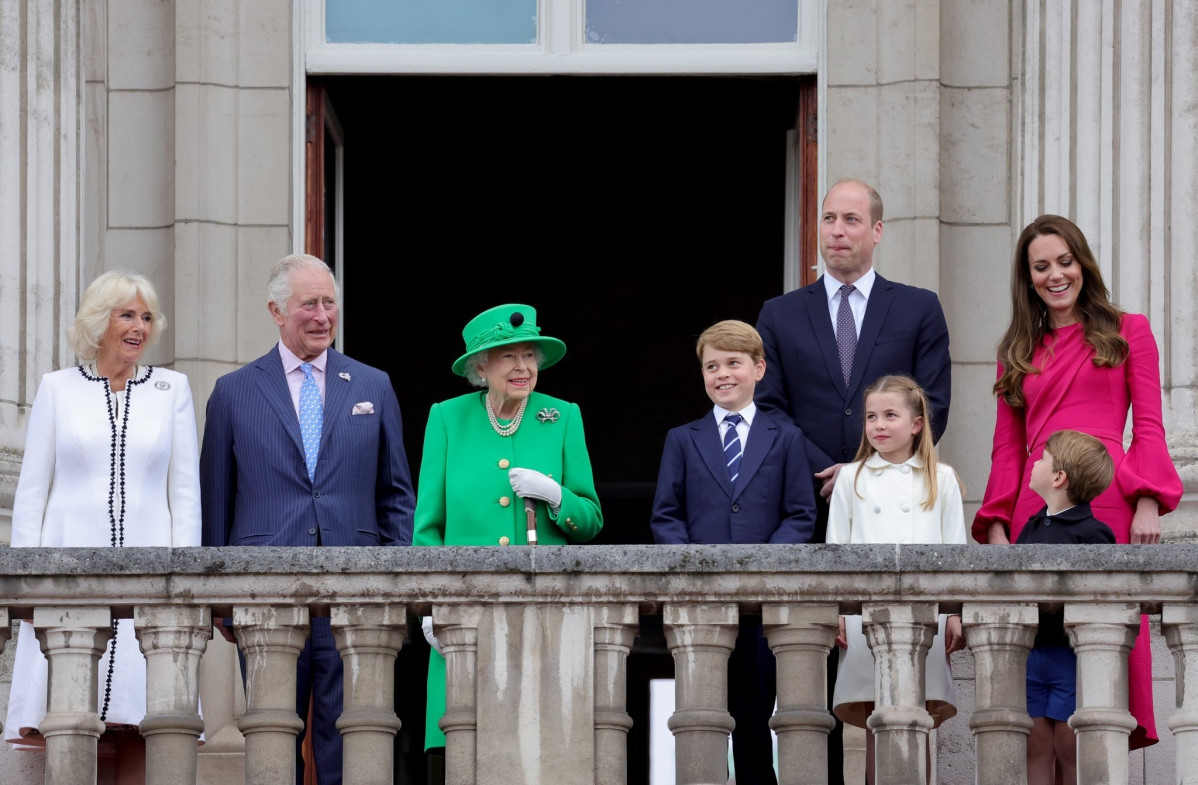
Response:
[301,0,819,75]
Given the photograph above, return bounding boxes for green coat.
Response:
[413,390,603,747]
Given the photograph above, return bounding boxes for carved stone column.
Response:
[592,604,638,785]
[762,603,838,785]
[331,603,406,785]
[34,606,112,785]
[962,602,1037,785]
[1064,602,1139,785]
[663,603,738,785]
[861,602,937,785]
[234,605,309,785]
[1163,604,1198,784]
[435,603,485,785]
[134,605,212,785]
[0,0,83,504]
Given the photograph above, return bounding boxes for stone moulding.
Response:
[0,543,1193,613]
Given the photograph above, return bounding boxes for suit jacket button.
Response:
[313,491,320,497]
[499,458,510,469]
[844,408,852,416]
[499,496,511,507]
[308,528,317,535]
[499,536,510,546]
[731,504,740,513]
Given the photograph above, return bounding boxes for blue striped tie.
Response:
[299,362,323,482]
[723,412,743,484]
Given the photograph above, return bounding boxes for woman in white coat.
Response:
[5,272,201,765]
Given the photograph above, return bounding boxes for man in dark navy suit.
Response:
[201,253,415,785]
[755,179,951,784]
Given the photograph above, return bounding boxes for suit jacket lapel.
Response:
[734,413,776,497]
[254,346,305,458]
[804,281,845,396]
[690,417,734,498]
[848,274,895,397]
[320,350,354,455]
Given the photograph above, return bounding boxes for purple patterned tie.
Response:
[837,284,857,388]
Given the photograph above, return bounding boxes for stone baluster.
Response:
[435,603,485,785]
[861,602,937,785]
[134,605,212,785]
[34,606,112,785]
[962,603,1037,785]
[592,604,638,785]
[1064,602,1139,785]
[0,608,7,737]
[234,605,309,785]
[762,603,838,785]
[1164,603,1198,785]
[331,603,406,785]
[663,603,738,785]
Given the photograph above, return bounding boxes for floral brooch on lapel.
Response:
[536,407,560,423]
[339,372,351,382]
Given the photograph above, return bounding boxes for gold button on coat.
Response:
[499,536,510,546]
[499,496,511,507]
[498,458,510,469]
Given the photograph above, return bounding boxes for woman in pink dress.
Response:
[972,214,1182,750]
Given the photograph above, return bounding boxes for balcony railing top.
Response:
[1,544,1195,615]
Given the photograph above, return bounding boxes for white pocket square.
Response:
[352,402,375,415]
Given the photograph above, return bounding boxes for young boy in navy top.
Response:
[1017,429,1115,785]
[651,320,816,785]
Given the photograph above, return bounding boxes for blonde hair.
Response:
[994,215,1127,408]
[851,375,959,510]
[68,271,166,362]
[1044,430,1114,504]
[695,320,765,363]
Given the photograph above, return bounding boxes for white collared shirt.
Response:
[712,402,756,453]
[278,340,328,416]
[824,268,876,340]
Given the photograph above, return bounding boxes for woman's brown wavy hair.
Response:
[994,215,1127,408]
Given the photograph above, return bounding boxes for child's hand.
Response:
[835,615,848,649]
[944,615,965,654]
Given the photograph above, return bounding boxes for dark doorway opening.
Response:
[322,74,806,545]
[316,74,808,784]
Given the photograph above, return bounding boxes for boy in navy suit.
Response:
[1016,430,1115,785]
[652,320,816,785]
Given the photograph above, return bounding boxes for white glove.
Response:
[508,467,563,510]
[421,616,443,654]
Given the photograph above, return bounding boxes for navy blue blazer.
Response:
[755,273,951,471]
[650,408,816,545]
[200,346,415,547]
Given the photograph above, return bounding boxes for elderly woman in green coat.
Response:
[414,303,603,754]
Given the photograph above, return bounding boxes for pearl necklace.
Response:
[486,395,528,437]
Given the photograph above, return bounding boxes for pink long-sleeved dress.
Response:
[973,313,1183,749]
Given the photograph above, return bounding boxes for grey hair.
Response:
[267,254,340,315]
[464,346,546,388]
[68,271,166,362]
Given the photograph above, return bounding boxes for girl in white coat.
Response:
[827,375,966,784]
[5,272,201,771]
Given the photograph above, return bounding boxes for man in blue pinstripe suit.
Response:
[200,253,415,785]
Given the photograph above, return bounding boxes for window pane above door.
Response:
[585,0,798,44]
[326,0,537,44]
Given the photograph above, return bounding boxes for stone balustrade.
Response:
[1,544,1197,785]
